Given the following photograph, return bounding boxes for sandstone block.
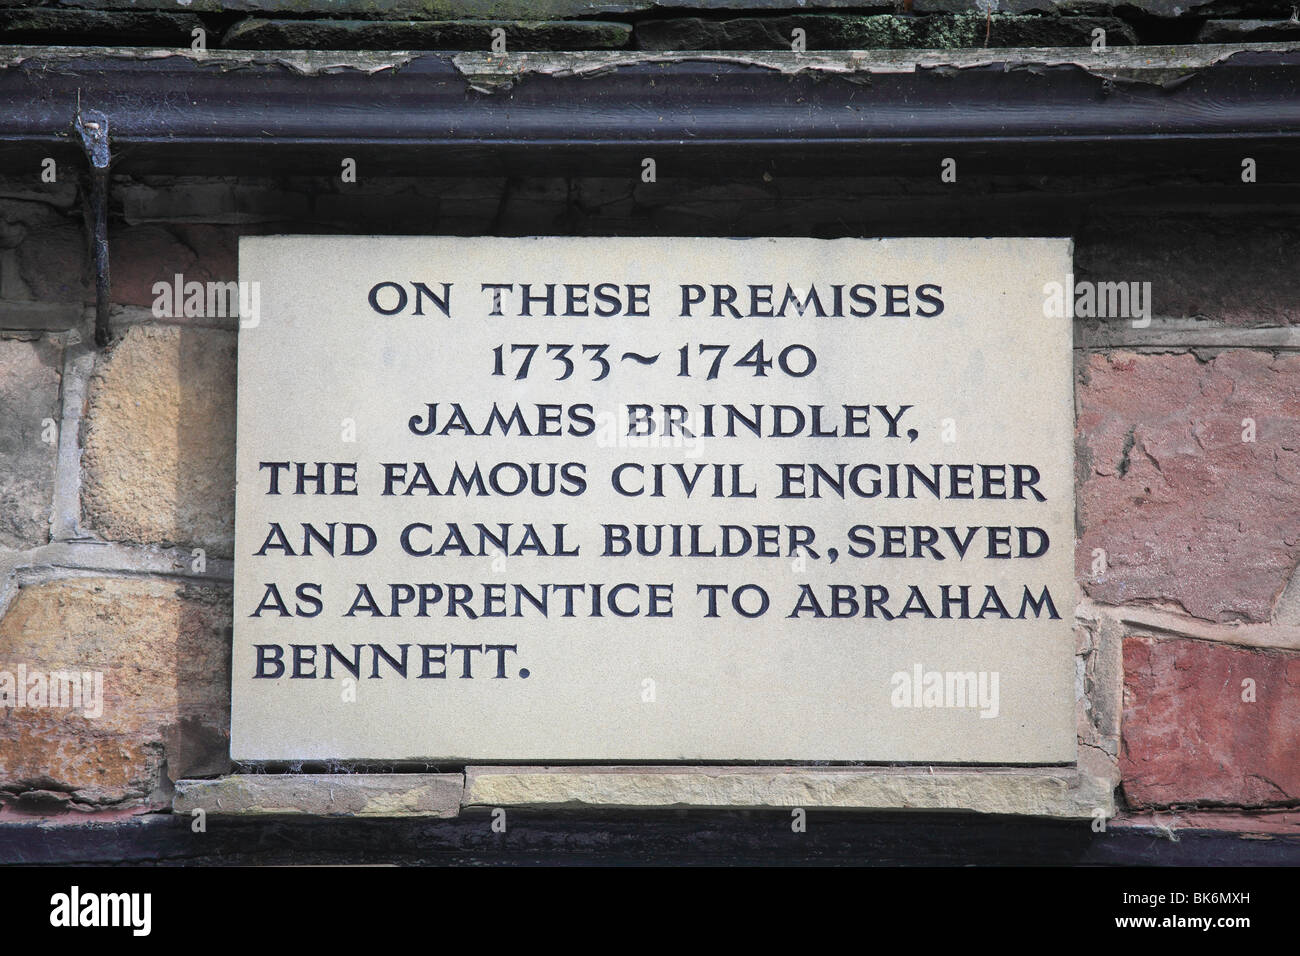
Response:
[1121,637,1300,808]
[0,577,232,810]
[82,324,236,557]
[174,774,463,817]
[1077,351,1300,623]
[464,766,1111,818]
[0,336,61,550]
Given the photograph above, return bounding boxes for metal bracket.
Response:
[73,103,111,347]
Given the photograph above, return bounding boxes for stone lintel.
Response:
[462,766,1113,819]
[173,774,464,818]
[172,767,1112,818]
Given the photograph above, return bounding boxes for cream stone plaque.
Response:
[231,236,1076,762]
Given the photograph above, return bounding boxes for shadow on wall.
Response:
[170,326,237,788]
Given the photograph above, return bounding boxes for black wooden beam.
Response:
[2,811,1298,865]
[1,46,1299,178]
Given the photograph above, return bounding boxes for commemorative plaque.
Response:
[231,236,1075,762]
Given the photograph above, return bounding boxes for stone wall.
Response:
[0,166,1297,843]
[1,0,1297,50]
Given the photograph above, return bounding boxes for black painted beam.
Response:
[1,812,1297,866]
[1,46,1299,178]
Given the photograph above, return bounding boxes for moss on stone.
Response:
[636,13,1135,51]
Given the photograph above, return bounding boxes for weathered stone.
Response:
[1198,18,1300,42]
[464,766,1111,818]
[1075,220,1300,327]
[0,182,80,219]
[1074,610,1123,791]
[54,0,893,18]
[1075,317,1300,351]
[1123,0,1285,14]
[119,181,310,225]
[0,301,83,332]
[111,225,238,310]
[0,336,61,550]
[119,179,504,226]
[312,187,443,225]
[162,715,231,780]
[82,324,236,557]
[0,577,232,809]
[1273,562,1300,628]
[2,541,235,585]
[1120,637,1300,808]
[914,0,1109,11]
[1106,601,1300,652]
[914,0,1279,13]
[636,13,1136,49]
[15,224,88,304]
[174,774,463,817]
[56,0,1275,16]
[222,17,632,50]
[0,10,200,44]
[1077,351,1300,624]
[1114,809,1300,835]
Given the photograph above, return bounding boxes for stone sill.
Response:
[174,765,1113,820]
